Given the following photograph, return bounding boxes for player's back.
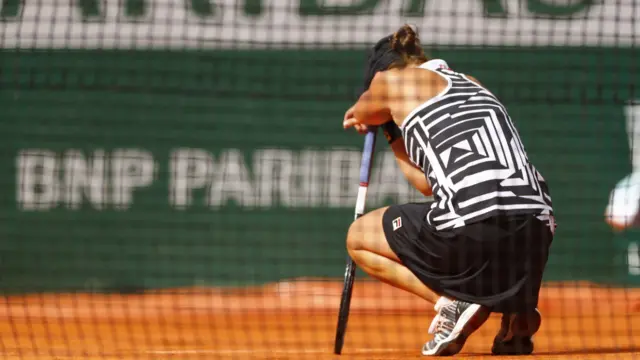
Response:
[399,60,553,230]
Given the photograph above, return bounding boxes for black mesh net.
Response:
[1,1,639,359]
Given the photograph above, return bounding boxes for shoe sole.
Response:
[421,304,490,356]
[491,309,541,355]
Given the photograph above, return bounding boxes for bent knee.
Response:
[345,206,389,253]
[346,218,365,253]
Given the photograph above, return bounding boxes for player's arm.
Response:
[382,122,433,197]
[348,72,392,127]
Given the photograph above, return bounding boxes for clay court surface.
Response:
[2,279,640,359]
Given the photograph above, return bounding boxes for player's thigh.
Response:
[346,206,401,262]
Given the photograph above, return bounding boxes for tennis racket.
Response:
[333,128,378,355]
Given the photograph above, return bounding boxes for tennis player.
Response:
[342,25,556,356]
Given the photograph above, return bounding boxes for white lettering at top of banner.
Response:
[0,0,637,48]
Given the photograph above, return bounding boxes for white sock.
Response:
[434,296,454,311]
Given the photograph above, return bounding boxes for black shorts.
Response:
[382,202,554,313]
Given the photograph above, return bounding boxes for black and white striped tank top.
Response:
[400,59,554,231]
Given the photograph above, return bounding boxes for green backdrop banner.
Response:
[1,48,638,293]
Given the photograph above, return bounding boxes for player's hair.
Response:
[389,24,429,69]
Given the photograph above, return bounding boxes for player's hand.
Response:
[343,116,367,133]
[343,105,366,133]
[353,123,369,134]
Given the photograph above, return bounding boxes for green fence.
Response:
[2,47,638,293]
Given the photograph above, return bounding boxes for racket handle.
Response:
[354,128,377,219]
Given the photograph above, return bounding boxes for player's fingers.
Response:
[355,124,368,134]
[343,106,355,122]
[343,117,359,129]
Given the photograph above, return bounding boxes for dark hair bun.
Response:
[391,24,421,55]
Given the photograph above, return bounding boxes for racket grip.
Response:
[358,128,377,185]
[354,128,377,219]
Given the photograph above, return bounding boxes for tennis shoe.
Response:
[421,297,490,356]
[491,308,541,355]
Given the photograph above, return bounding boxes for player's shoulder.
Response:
[421,59,481,84]
[445,69,483,87]
[463,74,482,85]
[392,66,442,81]
[370,68,413,88]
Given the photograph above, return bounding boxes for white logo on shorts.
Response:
[392,217,402,231]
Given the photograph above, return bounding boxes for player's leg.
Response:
[345,206,441,304]
[490,214,554,355]
[346,203,490,356]
[411,218,492,356]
